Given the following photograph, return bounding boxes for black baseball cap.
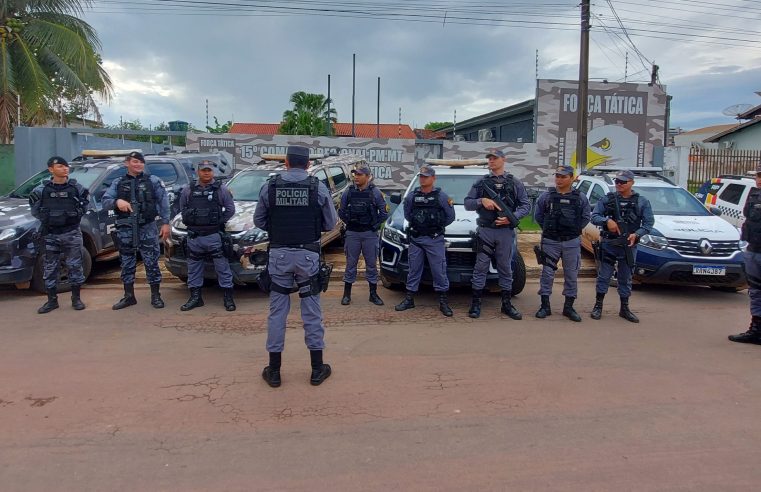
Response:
[47,156,69,167]
[125,151,145,163]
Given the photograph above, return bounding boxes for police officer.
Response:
[29,156,89,314]
[590,170,654,323]
[254,146,338,388]
[533,165,591,322]
[178,160,237,312]
[394,164,456,316]
[102,151,171,310]
[729,165,761,345]
[339,162,389,306]
[464,150,531,320]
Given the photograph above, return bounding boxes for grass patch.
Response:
[518,216,542,232]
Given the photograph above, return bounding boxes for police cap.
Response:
[125,151,145,163]
[555,165,574,176]
[47,156,69,167]
[615,170,635,182]
[418,164,436,177]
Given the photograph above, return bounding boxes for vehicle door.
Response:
[327,165,350,211]
[146,160,183,218]
[716,182,747,227]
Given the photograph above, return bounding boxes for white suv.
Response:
[695,174,755,228]
[574,168,746,291]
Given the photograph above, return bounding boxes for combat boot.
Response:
[150,283,165,309]
[562,296,582,322]
[501,290,522,320]
[37,288,59,314]
[468,289,482,319]
[394,291,415,311]
[262,366,282,388]
[310,350,332,386]
[438,291,453,317]
[728,316,761,345]
[535,295,551,319]
[112,283,137,310]
[590,293,604,320]
[180,287,204,311]
[619,297,639,323]
[341,282,352,305]
[368,283,384,306]
[71,285,85,311]
[223,288,236,312]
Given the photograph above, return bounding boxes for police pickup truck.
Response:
[379,161,526,295]
[0,156,192,292]
[165,153,362,285]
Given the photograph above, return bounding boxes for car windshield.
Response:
[226,170,274,201]
[8,166,106,199]
[409,174,478,205]
[634,186,710,216]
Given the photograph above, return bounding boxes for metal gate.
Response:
[688,147,761,192]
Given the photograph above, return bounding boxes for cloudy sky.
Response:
[82,0,761,132]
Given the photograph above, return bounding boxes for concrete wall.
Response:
[0,144,14,194]
[661,146,690,189]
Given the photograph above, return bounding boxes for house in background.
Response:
[672,124,736,148]
[703,118,761,150]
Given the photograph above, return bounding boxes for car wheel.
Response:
[510,251,526,296]
[380,274,404,291]
[31,246,93,294]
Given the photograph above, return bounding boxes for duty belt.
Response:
[188,230,220,238]
[269,242,321,253]
[543,233,578,242]
[476,218,506,229]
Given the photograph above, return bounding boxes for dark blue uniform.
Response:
[729,186,761,344]
[338,181,389,306]
[254,156,338,388]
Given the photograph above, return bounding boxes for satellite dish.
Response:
[722,103,753,119]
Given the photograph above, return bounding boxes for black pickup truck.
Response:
[0,156,192,292]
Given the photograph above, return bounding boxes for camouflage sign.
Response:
[535,79,668,169]
[442,141,550,186]
[186,133,418,190]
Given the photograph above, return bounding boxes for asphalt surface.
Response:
[1,278,759,491]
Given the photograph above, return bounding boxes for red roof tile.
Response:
[229,122,416,139]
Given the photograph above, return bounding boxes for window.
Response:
[576,180,592,195]
[226,171,271,201]
[147,162,179,185]
[328,167,348,190]
[313,169,330,190]
[8,171,52,198]
[718,183,745,205]
[589,184,606,206]
[95,168,128,199]
[635,187,709,216]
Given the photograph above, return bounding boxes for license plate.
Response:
[692,265,726,276]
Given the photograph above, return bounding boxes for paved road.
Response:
[1,281,758,491]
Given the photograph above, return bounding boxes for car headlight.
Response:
[237,228,268,247]
[0,228,18,241]
[639,234,669,250]
[739,240,748,251]
[383,226,406,245]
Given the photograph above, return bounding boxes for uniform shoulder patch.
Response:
[447,198,454,207]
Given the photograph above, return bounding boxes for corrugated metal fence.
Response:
[688,148,761,192]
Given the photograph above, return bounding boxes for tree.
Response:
[0,1,113,142]
[424,122,453,131]
[206,116,232,134]
[279,91,336,136]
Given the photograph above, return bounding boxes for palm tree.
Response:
[279,91,337,136]
[0,0,112,142]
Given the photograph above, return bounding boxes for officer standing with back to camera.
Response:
[729,165,761,345]
[178,159,237,312]
[339,162,389,306]
[533,165,591,322]
[254,145,338,388]
[102,151,171,310]
[394,164,456,316]
[464,149,531,320]
[29,156,89,314]
[590,170,654,323]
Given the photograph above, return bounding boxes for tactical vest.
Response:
[182,181,223,234]
[40,180,85,231]
[744,188,761,250]
[115,174,158,225]
[603,192,642,238]
[543,189,584,240]
[476,174,516,228]
[345,184,378,232]
[267,175,321,246]
[409,188,446,237]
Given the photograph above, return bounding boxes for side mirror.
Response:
[710,206,722,216]
[390,192,402,205]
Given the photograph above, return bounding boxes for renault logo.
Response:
[699,239,713,255]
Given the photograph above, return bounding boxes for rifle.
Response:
[115,179,142,252]
[612,194,635,268]
[481,182,520,228]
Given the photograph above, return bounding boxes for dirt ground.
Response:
[0,278,759,491]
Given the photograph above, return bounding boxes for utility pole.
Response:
[575,0,591,172]
[535,49,539,80]
[376,77,381,138]
[326,74,331,135]
[624,52,629,82]
[351,53,356,137]
[650,63,659,85]
[205,98,209,129]
[453,109,457,137]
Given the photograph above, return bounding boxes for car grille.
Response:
[446,251,477,268]
[668,271,742,285]
[667,238,739,257]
